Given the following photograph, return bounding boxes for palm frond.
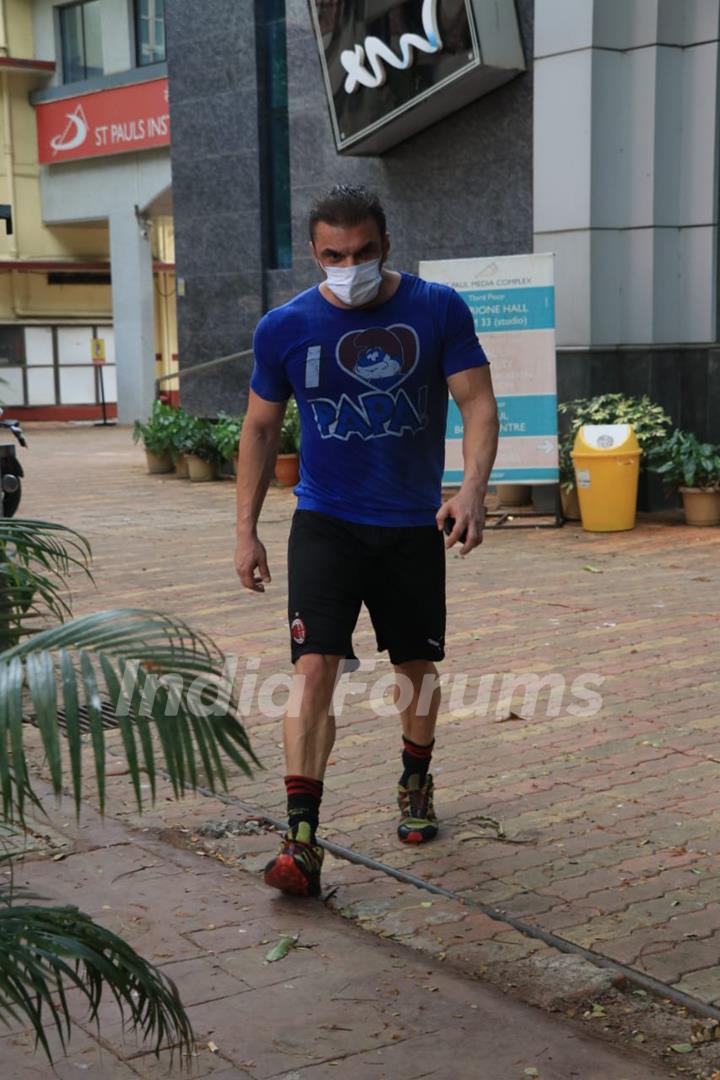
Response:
[0,520,93,648]
[0,888,194,1061]
[2,608,259,824]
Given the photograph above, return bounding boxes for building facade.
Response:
[167,0,719,448]
[0,0,177,423]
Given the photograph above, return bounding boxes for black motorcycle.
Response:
[0,407,26,518]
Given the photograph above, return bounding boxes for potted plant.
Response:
[214,412,245,475]
[179,415,223,482]
[559,433,581,520]
[558,394,673,515]
[496,483,531,507]
[132,400,178,474]
[169,406,195,478]
[649,429,720,525]
[275,397,300,487]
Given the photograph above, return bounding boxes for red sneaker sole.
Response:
[264,854,313,896]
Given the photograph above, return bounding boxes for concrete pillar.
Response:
[534,0,720,347]
[109,207,156,424]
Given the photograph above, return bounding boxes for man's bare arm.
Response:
[437,366,499,555]
[235,389,285,592]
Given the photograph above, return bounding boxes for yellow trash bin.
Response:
[571,424,642,532]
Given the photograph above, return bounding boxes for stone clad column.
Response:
[109,206,156,424]
[534,0,720,350]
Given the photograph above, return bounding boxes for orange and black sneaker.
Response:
[397,773,438,843]
[263,821,324,897]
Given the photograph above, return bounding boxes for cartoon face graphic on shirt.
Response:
[338,326,418,391]
[309,324,428,441]
[354,347,401,383]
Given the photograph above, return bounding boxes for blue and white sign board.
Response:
[419,252,559,485]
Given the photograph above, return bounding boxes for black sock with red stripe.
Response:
[285,775,323,840]
[400,735,435,786]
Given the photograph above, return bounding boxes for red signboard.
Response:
[35,77,170,165]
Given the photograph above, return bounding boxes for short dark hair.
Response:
[308,184,387,242]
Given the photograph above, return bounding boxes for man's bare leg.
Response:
[264,652,341,897]
[283,653,342,778]
[393,660,441,842]
[393,659,441,744]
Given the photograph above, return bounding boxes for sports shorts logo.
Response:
[291,617,306,645]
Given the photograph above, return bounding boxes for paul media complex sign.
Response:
[35,77,170,165]
[420,253,559,487]
[309,0,525,154]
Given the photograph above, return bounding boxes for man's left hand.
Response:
[436,488,486,556]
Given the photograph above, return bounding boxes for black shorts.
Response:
[287,509,446,666]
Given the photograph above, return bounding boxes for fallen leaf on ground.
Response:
[583,564,603,573]
[524,1069,540,1077]
[265,934,300,963]
[459,814,506,839]
[496,710,527,723]
[669,1043,695,1054]
[690,1019,719,1044]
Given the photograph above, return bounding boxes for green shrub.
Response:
[558,394,673,489]
[168,407,196,461]
[278,398,300,455]
[213,412,244,462]
[178,415,224,465]
[132,400,178,456]
[649,429,720,490]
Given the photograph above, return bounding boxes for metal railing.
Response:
[155,348,253,395]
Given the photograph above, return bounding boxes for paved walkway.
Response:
[1,794,674,1080]
[9,421,720,1074]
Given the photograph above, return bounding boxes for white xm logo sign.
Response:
[340,0,443,94]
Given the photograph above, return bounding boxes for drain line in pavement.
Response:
[192,783,720,1024]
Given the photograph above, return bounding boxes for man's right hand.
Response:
[235,535,271,593]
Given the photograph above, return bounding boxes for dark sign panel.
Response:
[309,0,525,154]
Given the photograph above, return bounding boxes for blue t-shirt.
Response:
[250,271,489,526]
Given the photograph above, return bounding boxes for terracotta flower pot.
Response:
[275,453,299,487]
[186,455,217,482]
[561,486,581,521]
[497,483,532,507]
[145,449,173,474]
[174,453,190,478]
[680,487,720,526]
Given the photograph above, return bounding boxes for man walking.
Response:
[235,185,498,897]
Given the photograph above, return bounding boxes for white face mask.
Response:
[323,257,383,307]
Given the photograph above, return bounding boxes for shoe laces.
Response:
[400,774,433,818]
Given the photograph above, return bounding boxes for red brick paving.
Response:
[20,423,720,1014]
[0,794,673,1079]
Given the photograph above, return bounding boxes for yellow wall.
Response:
[4,0,34,56]
[153,217,178,388]
[0,270,112,319]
